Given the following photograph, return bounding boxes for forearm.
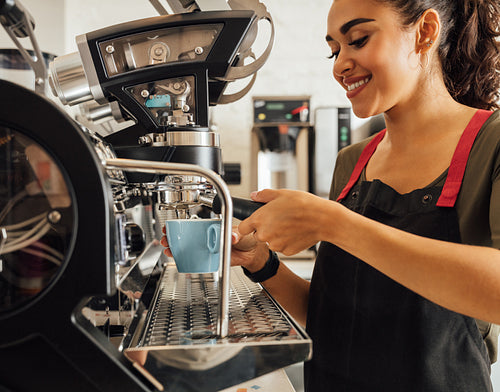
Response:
[260,261,310,327]
[326,202,500,324]
[232,234,310,327]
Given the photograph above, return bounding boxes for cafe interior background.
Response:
[0,0,499,390]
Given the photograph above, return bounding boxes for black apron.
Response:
[304,110,494,391]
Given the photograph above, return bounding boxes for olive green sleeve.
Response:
[489,135,500,250]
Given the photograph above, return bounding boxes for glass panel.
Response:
[0,127,74,311]
[126,75,196,126]
[99,24,222,77]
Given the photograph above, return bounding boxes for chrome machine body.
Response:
[0,1,311,391]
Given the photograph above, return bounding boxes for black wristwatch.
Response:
[242,250,280,283]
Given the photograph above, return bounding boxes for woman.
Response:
[231,0,500,390]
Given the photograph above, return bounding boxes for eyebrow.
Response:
[325,18,376,41]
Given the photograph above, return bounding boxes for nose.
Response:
[333,51,354,78]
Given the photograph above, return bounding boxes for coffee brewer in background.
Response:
[250,96,316,263]
[251,96,314,193]
[250,100,353,206]
[314,106,352,198]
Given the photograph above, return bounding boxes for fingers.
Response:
[160,235,173,257]
[237,217,255,236]
[232,231,259,251]
[239,189,284,235]
[250,188,279,203]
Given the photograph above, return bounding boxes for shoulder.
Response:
[471,110,500,171]
[477,109,500,140]
[335,132,382,172]
[329,132,383,200]
[480,109,500,136]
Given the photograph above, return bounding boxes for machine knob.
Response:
[124,223,146,256]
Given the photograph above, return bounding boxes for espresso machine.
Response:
[0,1,311,391]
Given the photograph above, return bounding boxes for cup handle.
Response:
[207,224,220,254]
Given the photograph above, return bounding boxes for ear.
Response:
[415,9,440,54]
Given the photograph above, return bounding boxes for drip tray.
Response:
[123,265,312,392]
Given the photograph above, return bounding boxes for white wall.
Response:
[64,0,155,52]
[0,0,65,55]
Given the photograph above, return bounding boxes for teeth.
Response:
[347,77,370,91]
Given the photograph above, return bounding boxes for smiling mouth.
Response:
[346,77,371,91]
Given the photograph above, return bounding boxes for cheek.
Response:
[368,43,417,89]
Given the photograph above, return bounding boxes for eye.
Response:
[327,51,339,60]
[348,35,369,48]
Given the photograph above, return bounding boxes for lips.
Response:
[344,75,371,98]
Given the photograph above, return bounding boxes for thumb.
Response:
[250,188,279,203]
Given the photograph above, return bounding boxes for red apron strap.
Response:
[436,109,493,207]
[337,129,386,201]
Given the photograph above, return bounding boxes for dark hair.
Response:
[375,0,500,110]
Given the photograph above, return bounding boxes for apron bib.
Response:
[305,110,493,391]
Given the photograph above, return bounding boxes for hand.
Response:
[238,189,327,255]
[231,227,269,272]
[160,226,173,257]
[160,225,268,272]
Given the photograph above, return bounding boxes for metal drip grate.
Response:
[142,266,300,346]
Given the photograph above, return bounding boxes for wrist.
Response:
[242,250,280,283]
[243,242,270,272]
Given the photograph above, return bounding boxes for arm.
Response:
[231,232,310,327]
[238,189,500,325]
[328,201,500,325]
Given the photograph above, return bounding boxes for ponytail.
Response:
[443,1,500,110]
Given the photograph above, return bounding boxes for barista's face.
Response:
[326,0,422,118]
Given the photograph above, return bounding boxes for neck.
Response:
[382,73,476,150]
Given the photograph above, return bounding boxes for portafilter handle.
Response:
[212,195,264,220]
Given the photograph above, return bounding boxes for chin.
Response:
[351,106,382,119]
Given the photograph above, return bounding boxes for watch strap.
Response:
[242,250,280,283]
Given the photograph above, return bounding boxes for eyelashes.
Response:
[327,35,369,60]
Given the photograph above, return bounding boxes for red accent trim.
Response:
[336,130,386,201]
[336,110,493,206]
[291,105,308,115]
[436,109,493,207]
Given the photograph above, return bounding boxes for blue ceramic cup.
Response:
[165,218,221,273]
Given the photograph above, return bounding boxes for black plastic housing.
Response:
[83,11,256,131]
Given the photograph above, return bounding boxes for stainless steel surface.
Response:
[104,158,233,338]
[153,177,213,212]
[142,266,297,345]
[145,131,220,147]
[219,0,274,83]
[48,51,92,106]
[76,34,107,103]
[123,265,311,391]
